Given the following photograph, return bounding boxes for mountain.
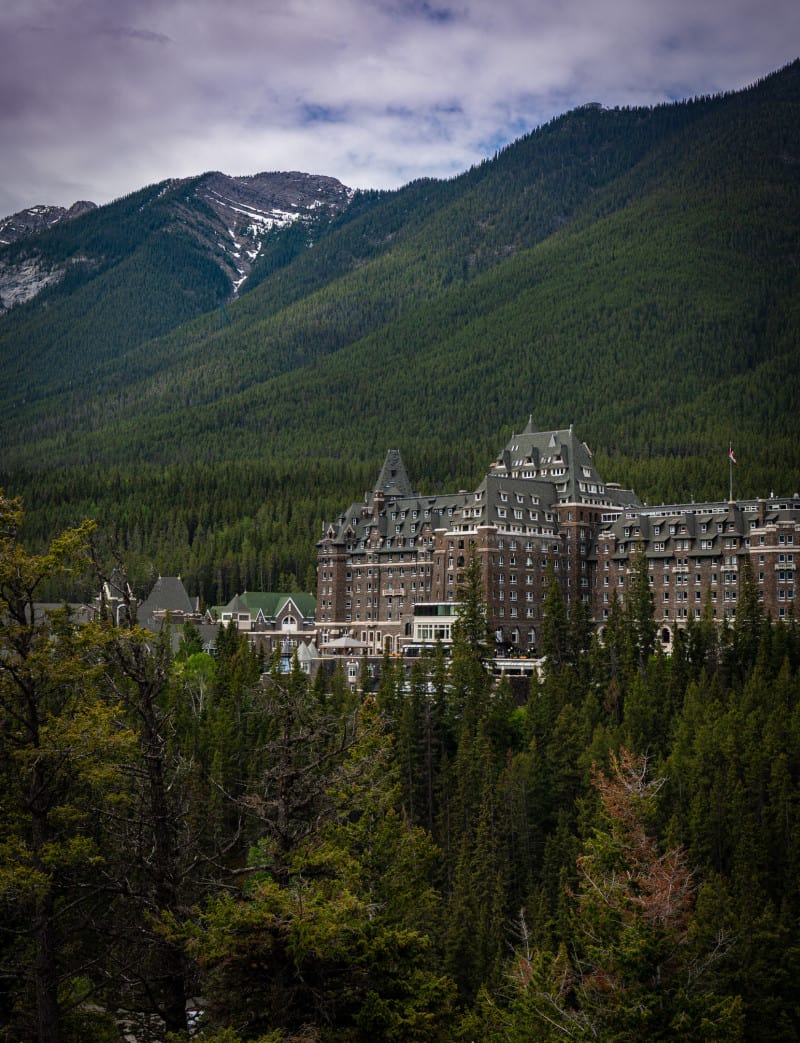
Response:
[1,60,799,601]
[0,200,97,247]
[0,201,97,308]
[188,170,353,291]
[0,170,351,318]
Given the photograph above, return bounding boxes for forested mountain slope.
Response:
[0,170,351,401]
[1,60,798,601]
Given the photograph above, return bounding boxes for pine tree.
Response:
[505,749,744,1041]
[452,551,493,662]
[194,697,456,1040]
[540,566,569,677]
[626,546,657,672]
[0,493,135,1042]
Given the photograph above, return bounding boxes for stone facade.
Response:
[317,420,635,654]
[595,498,800,647]
[317,420,799,656]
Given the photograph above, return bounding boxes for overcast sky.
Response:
[1,0,797,216]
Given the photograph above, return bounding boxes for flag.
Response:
[728,447,737,465]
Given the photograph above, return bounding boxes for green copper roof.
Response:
[208,592,317,620]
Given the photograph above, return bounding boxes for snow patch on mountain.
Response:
[0,172,351,311]
[192,171,352,295]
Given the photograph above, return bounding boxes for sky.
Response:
[1,0,798,217]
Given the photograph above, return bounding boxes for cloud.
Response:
[99,25,173,44]
[0,0,797,214]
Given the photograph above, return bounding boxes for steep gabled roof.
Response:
[373,449,415,500]
[137,576,194,628]
[210,592,317,621]
[241,592,317,619]
[494,420,639,507]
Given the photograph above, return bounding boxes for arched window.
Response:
[281,615,298,632]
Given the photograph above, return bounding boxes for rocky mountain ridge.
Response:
[0,171,351,311]
[0,201,99,309]
[0,200,97,246]
[188,170,353,292]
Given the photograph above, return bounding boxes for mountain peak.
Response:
[0,170,352,312]
[0,200,97,246]
[189,170,352,293]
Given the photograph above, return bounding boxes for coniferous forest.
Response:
[3,494,800,1041]
[1,61,800,604]
[2,57,800,1042]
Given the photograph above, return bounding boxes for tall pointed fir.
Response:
[450,551,493,735]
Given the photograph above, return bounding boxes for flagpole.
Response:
[728,445,735,501]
